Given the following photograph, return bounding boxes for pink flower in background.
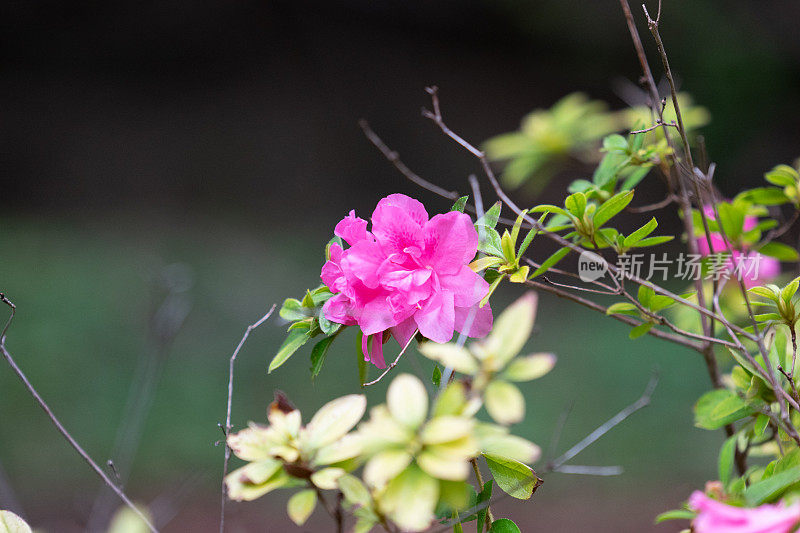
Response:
[321,194,493,368]
[690,491,800,533]
[695,204,780,287]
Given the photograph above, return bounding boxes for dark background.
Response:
[1,1,799,531]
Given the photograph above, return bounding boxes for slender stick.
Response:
[0,294,158,532]
[219,305,276,533]
[546,372,658,471]
[470,458,494,531]
[363,330,419,387]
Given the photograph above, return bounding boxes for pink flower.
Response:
[690,491,800,533]
[695,204,780,287]
[320,194,493,368]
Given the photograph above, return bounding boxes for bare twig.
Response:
[630,120,677,134]
[0,294,158,532]
[219,304,276,533]
[363,330,419,387]
[546,371,658,471]
[470,458,494,531]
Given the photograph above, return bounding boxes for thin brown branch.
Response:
[0,294,158,532]
[627,194,677,213]
[219,305,276,533]
[363,330,419,387]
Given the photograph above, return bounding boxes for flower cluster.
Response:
[690,491,800,533]
[696,204,779,287]
[320,193,492,367]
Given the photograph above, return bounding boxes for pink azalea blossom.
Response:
[695,204,780,287]
[690,491,800,533]
[320,194,493,368]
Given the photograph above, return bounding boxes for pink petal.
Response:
[371,203,425,260]
[454,302,493,339]
[359,295,398,336]
[372,194,429,227]
[390,317,418,348]
[342,240,386,289]
[335,210,370,246]
[690,491,800,533]
[414,291,455,343]
[422,212,479,275]
[440,265,490,307]
[322,293,357,326]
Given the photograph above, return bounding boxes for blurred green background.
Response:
[1,0,799,531]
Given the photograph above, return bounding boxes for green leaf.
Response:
[279,298,309,321]
[310,334,338,379]
[754,413,770,437]
[628,322,653,339]
[488,518,522,533]
[480,275,505,308]
[748,286,780,303]
[694,389,756,430]
[758,242,799,261]
[593,190,634,229]
[287,489,317,526]
[745,466,800,505]
[624,217,658,247]
[629,235,673,247]
[782,278,799,303]
[432,366,442,388]
[565,192,587,218]
[477,227,504,257]
[621,165,651,190]
[654,509,695,524]
[451,196,469,213]
[530,247,570,278]
[718,435,737,488]
[501,230,516,264]
[317,307,341,335]
[765,164,799,187]
[269,329,311,373]
[605,302,639,316]
[483,453,539,500]
[477,202,502,230]
[741,187,790,206]
[717,202,745,242]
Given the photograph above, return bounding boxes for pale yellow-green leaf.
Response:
[311,467,346,490]
[502,353,556,382]
[303,394,366,450]
[107,505,151,533]
[287,489,317,526]
[225,460,288,501]
[476,292,537,367]
[267,407,302,438]
[338,474,372,508]
[485,380,525,425]
[478,430,541,464]
[432,382,471,417]
[364,449,413,489]
[356,406,413,455]
[226,425,274,462]
[420,416,474,445]
[416,449,471,481]
[0,511,32,533]
[313,434,363,466]
[379,465,439,532]
[387,374,428,430]
[417,343,478,375]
